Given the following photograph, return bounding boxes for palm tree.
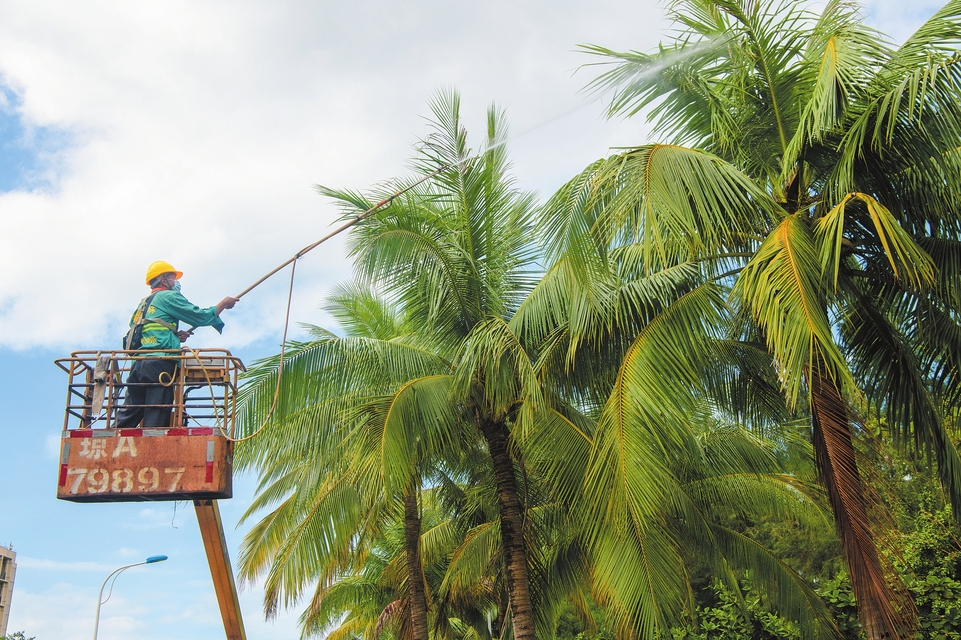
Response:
[511,231,838,638]
[240,87,847,639]
[318,90,546,640]
[239,91,555,639]
[237,284,570,640]
[318,90,710,640]
[236,283,455,639]
[551,0,961,636]
[288,483,457,640]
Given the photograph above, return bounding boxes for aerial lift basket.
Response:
[54,349,244,502]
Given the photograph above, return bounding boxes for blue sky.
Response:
[0,85,67,193]
[0,341,307,638]
[0,0,950,638]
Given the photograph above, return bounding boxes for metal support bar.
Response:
[194,499,246,640]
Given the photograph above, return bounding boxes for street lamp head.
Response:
[146,555,168,564]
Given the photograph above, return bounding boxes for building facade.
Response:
[0,545,15,637]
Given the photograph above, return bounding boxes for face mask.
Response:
[172,280,182,292]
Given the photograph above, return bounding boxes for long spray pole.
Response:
[182,160,455,336]
[232,160,453,300]
[229,91,605,299]
[205,40,716,303]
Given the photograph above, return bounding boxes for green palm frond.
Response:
[325,282,407,340]
[916,236,961,308]
[831,53,961,208]
[711,525,839,639]
[908,294,961,407]
[346,375,459,495]
[734,215,851,406]
[589,517,689,638]
[579,37,737,149]
[438,521,500,608]
[575,285,728,634]
[453,316,545,426]
[815,192,935,290]
[592,145,781,269]
[584,283,724,527]
[887,0,961,68]
[236,333,450,452]
[782,0,891,178]
[418,518,464,571]
[522,408,592,507]
[301,575,390,640]
[239,472,364,616]
[684,472,824,526]
[538,158,611,269]
[839,286,961,516]
[705,339,797,432]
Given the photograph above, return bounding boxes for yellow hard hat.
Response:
[145,260,183,285]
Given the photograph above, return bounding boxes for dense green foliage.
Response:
[235,1,961,639]
[675,441,961,640]
[548,439,961,640]
[237,94,837,640]
[560,0,961,636]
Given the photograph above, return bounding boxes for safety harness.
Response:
[124,292,178,350]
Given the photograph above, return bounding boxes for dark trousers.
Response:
[115,359,178,428]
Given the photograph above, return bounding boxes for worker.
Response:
[115,261,239,429]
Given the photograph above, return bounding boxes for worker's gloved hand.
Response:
[216,296,240,315]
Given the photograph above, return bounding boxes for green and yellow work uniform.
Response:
[138,289,225,352]
[115,288,226,428]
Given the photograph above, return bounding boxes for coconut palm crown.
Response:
[548,1,961,637]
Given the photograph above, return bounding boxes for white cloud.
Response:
[7,578,301,640]
[0,1,942,351]
[0,0,663,351]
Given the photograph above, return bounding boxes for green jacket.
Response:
[128,289,225,353]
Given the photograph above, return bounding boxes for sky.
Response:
[0,1,950,639]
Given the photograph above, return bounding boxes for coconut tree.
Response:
[317,90,547,640]
[239,89,559,640]
[288,480,461,640]
[236,282,456,639]
[237,290,527,640]
[510,225,838,638]
[241,86,848,639]
[551,0,961,636]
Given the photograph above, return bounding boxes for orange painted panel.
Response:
[56,430,233,502]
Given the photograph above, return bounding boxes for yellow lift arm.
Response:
[195,500,247,640]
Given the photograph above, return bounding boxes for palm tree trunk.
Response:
[808,360,912,639]
[479,417,536,640]
[403,486,430,640]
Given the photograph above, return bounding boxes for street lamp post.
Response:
[92,555,167,640]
